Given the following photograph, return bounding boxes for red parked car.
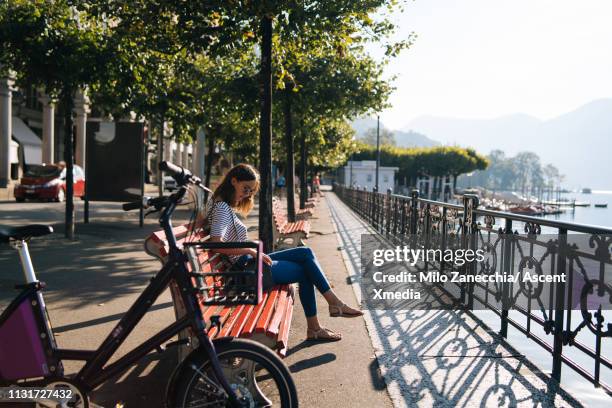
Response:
[14,164,85,203]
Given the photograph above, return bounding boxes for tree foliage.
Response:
[352,142,489,185]
[461,150,563,193]
[360,127,396,146]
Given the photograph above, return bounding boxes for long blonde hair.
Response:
[212,163,260,216]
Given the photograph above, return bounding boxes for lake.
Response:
[539,190,612,229]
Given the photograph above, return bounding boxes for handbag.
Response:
[233,255,275,291]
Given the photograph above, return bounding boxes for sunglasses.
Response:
[241,185,256,195]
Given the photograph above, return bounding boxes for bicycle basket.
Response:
[0,289,50,380]
[183,240,263,306]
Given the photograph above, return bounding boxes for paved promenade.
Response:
[0,191,391,407]
[326,192,583,407]
[0,190,587,407]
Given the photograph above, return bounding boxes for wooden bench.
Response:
[298,195,319,209]
[273,197,313,220]
[144,225,295,358]
[271,198,310,249]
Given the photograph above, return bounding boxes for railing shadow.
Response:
[328,193,583,407]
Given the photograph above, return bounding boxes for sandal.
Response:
[329,303,364,318]
[306,327,342,342]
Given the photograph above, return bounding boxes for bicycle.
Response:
[0,161,298,408]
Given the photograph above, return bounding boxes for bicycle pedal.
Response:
[210,315,222,331]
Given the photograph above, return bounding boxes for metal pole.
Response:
[157,114,164,196]
[139,123,146,228]
[349,154,353,187]
[376,115,380,191]
[500,218,512,337]
[0,72,14,188]
[552,228,568,382]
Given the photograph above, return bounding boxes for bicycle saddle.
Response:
[0,225,54,242]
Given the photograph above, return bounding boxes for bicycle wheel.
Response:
[167,338,298,408]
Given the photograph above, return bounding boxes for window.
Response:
[367,174,373,182]
[383,175,389,183]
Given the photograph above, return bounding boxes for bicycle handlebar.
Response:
[122,196,169,212]
[159,161,202,186]
[122,200,142,211]
[122,161,213,212]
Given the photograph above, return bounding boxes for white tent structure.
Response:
[12,116,42,165]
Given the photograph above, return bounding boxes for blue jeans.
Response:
[268,247,331,318]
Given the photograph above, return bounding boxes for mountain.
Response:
[394,129,440,148]
[351,117,380,137]
[402,99,612,189]
[351,116,439,148]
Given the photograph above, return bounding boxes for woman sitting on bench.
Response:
[199,163,362,342]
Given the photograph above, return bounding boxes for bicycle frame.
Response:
[1,185,260,404]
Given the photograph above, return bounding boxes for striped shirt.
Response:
[205,199,248,263]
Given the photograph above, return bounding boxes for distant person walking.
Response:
[313,173,321,196]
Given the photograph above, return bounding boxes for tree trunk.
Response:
[157,114,164,196]
[204,132,215,203]
[284,87,296,222]
[299,125,307,209]
[259,15,274,252]
[62,89,75,239]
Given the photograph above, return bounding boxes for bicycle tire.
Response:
[166,338,298,408]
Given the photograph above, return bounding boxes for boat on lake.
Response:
[542,200,590,207]
[594,203,608,208]
[509,204,564,216]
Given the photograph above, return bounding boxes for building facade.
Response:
[339,160,398,192]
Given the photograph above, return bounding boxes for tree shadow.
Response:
[0,201,194,311]
[91,349,177,407]
[0,200,192,408]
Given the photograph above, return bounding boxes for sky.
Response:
[368,0,612,130]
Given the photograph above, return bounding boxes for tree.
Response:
[215,1,412,249]
[1,0,111,239]
[279,45,402,210]
[86,1,259,196]
[460,150,559,195]
[361,127,396,146]
[351,143,489,189]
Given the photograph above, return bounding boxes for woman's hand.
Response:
[246,249,271,265]
[262,253,273,266]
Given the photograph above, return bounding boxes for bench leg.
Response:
[276,232,307,249]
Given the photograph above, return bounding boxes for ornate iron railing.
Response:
[334,184,612,395]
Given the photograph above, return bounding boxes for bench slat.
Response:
[228,305,256,337]
[207,305,234,338]
[266,286,290,336]
[255,288,281,334]
[277,297,294,353]
[218,304,246,337]
[240,291,270,337]
[201,303,221,323]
